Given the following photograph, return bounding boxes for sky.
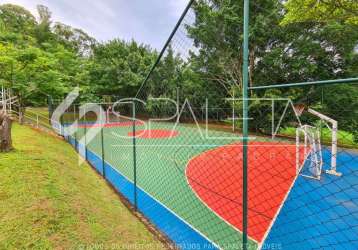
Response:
[1,0,189,49]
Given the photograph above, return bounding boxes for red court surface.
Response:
[77,121,144,128]
[128,129,179,138]
[186,141,306,243]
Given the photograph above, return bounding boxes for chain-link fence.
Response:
[52,0,358,249]
[57,86,358,250]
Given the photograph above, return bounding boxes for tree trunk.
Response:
[0,110,13,152]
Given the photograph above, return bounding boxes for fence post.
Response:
[60,115,64,137]
[74,104,78,151]
[36,114,39,128]
[132,101,137,211]
[48,95,53,121]
[74,126,78,152]
[84,106,87,161]
[242,0,250,249]
[101,109,106,177]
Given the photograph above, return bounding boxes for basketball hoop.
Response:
[293,104,306,117]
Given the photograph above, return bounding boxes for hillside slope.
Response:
[0,123,165,249]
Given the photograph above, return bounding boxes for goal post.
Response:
[294,106,342,179]
[296,125,323,180]
[307,108,342,177]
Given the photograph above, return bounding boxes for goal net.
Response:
[296,125,323,180]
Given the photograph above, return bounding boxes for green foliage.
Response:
[280,126,358,147]
[352,123,358,144]
[53,22,96,56]
[0,4,36,35]
[282,0,358,25]
[0,2,357,134]
[35,5,53,45]
[185,0,358,132]
[0,3,94,107]
[318,85,358,132]
[88,39,156,99]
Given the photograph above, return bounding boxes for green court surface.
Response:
[76,121,257,249]
[74,121,300,249]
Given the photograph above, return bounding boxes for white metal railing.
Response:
[10,108,61,134]
[1,86,18,113]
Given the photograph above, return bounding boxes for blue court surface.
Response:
[264,148,358,249]
[63,125,357,249]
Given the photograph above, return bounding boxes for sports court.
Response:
[65,117,358,249]
[2,0,357,248]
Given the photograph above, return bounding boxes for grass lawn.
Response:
[279,127,357,148]
[0,123,166,249]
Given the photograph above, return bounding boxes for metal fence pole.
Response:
[242,0,250,249]
[60,115,64,137]
[84,106,87,161]
[249,77,358,90]
[75,126,78,152]
[74,104,78,151]
[48,95,53,121]
[132,101,137,211]
[101,109,106,177]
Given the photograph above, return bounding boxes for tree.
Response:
[88,39,156,99]
[53,22,96,56]
[315,84,358,136]
[0,4,93,109]
[35,5,53,45]
[282,0,358,25]
[185,0,358,131]
[0,4,37,46]
[0,110,13,152]
[0,4,36,34]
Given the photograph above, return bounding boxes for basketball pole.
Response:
[242,0,250,249]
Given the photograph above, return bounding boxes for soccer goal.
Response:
[295,105,342,179]
[307,108,341,177]
[296,125,323,180]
